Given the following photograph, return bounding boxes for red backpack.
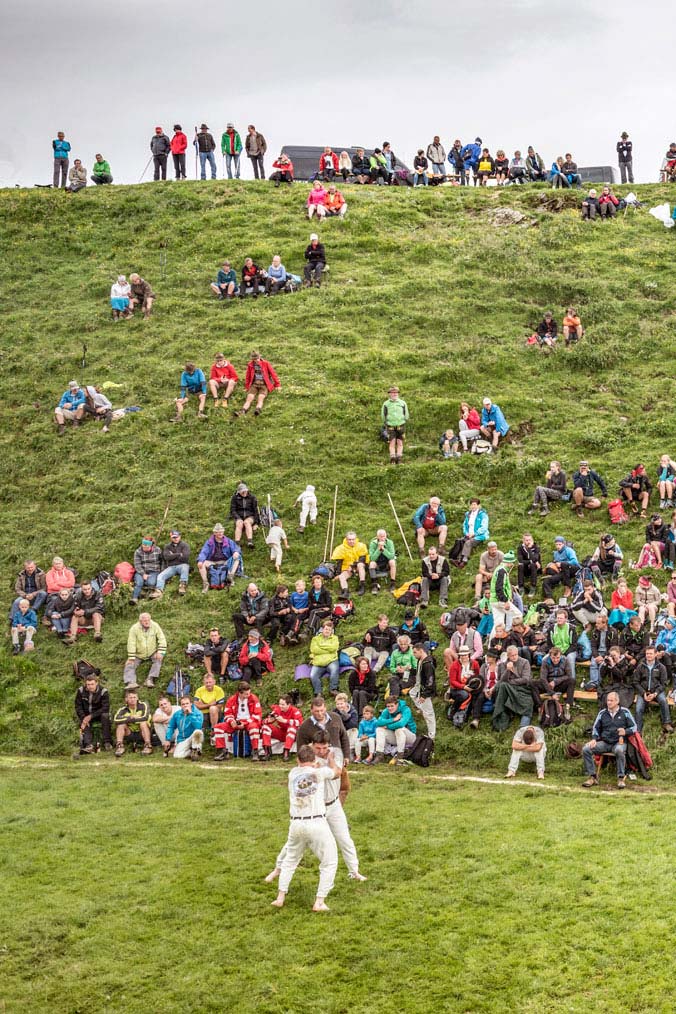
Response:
[114,561,135,584]
[608,499,629,525]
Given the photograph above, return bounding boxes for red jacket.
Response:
[272,157,294,178]
[447,658,480,690]
[464,408,481,429]
[224,691,263,723]
[170,132,188,155]
[267,703,302,732]
[210,362,238,383]
[238,640,275,672]
[599,192,619,207]
[319,151,339,172]
[245,358,280,392]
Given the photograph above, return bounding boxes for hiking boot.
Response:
[371,582,380,595]
[253,408,261,416]
[144,677,156,688]
[371,752,385,765]
[575,506,584,518]
[178,582,187,595]
[527,505,537,515]
[247,540,254,549]
[80,744,95,755]
[348,872,368,881]
[297,526,305,534]
[582,776,598,788]
[617,777,626,789]
[57,423,65,436]
[114,744,125,757]
[103,742,113,752]
[389,581,396,593]
[282,748,290,761]
[148,589,163,599]
[539,507,549,517]
[213,750,229,762]
[357,583,366,596]
[439,599,447,607]
[12,644,21,655]
[63,635,76,645]
[141,744,153,756]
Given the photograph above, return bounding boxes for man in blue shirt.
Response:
[480,397,510,451]
[54,380,86,435]
[174,362,207,422]
[572,460,607,518]
[164,695,204,760]
[52,131,71,188]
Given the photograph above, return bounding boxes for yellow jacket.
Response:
[332,538,369,572]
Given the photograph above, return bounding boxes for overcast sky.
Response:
[1,0,672,187]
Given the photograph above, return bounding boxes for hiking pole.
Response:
[266,493,272,533]
[159,241,167,281]
[330,485,338,553]
[138,156,153,184]
[323,509,332,562]
[81,343,88,370]
[387,492,414,561]
[194,126,199,179]
[156,495,173,542]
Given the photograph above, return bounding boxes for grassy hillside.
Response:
[2,178,676,765]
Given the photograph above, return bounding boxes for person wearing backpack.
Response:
[410,643,437,739]
[505,725,546,779]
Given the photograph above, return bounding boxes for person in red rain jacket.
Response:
[261,695,303,760]
[238,629,275,684]
[598,186,620,220]
[170,124,188,180]
[270,153,294,186]
[319,147,339,181]
[235,351,281,418]
[213,681,264,760]
[446,646,481,712]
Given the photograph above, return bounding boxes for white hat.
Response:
[305,485,315,493]
[310,233,318,241]
[482,397,492,406]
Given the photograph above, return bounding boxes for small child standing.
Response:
[265,518,289,572]
[332,692,359,757]
[356,705,377,763]
[295,484,318,533]
[11,598,38,654]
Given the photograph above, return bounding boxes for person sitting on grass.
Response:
[318,146,339,181]
[75,675,112,753]
[458,401,482,452]
[307,180,328,220]
[505,725,546,780]
[230,481,261,548]
[55,380,86,435]
[598,186,620,219]
[324,185,347,218]
[11,560,47,619]
[550,156,570,188]
[66,158,87,192]
[362,614,397,672]
[114,689,153,757]
[290,579,310,632]
[83,384,113,433]
[469,647,500,728]
[44,556,76,617]
[608,576,636,628]
[110,275,131,320]
[655,617,676,687]
[368,529,397,594]
[561,154,582,187]
[238,629,275,686]
[516,532,541,598]
[445,612,484,665]
[528,460,568,517]
[545,609,578,681]
[49,587,76,639]
[270,152,294,186]
[210,260,238,300]
[91,153,113,185]
[590,533,623,585]
[619,464,652,518]
[153,529,190,599]
[446,644,480,714]
[452,496,489,568]
[493,149,509,185]
[197,522,241,591]
[536,311,558,349]
[332,531,369,596]
[644,512,671,569]
[64,580,104,644]
[208,354,238,408]
[571,578,605,628]
[398,610,429,647]
[633,645,673,734]
[173,362,207,422]
[235,351,281,417]
[232,582,270,640]
[10,598,37,655]
[307,575,332,634]
[413,496,448,556]
[386,633,416,697]
[163,695,204,761]
[382,385,409,465]
[587,616,621,690]
[563,307,583,345]
[128,274,155,319]
[303,234,326,288]
[309,621,341,696]
[480,397,509,451]
[265,255,288,295]
[123,612,167,689]
[202,627,230,681]
[657,455,676,509]
[537,646,574,722]
[349,656,378,717]
[421,545,450,608]
[636,575,661,632]
[582,690,637,789]
[213,681,264,761]
[439,427,461,459]
[240,257,265,298]
[581,188,600,220]
[261,695,304,760]
[371,695,417,765]
[131,536,162,604]
[572,460,607,517]
[620,614,649,671]
[193,673,226,731]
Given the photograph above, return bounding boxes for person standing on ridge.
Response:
[616,131,633,184]
[150,126,171,180]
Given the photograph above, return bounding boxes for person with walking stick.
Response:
[150,126,171,180]
[221,122,242,179]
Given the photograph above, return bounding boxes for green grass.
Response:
[3,760,676,1014]
[2,180,676,766]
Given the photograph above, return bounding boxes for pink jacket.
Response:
[46,566,76,594]
[307,186,327,207]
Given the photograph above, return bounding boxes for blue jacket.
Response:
[53,139,71,159]
[656,626,676,653]
[197,535,240,564]
[180,369,206,396]
[462,507,489,541]
[267,263,287,282]
[376,701,416,734]
[58,388,86,410]
[481,403,509,436]
[591,706,636,746]
[11,607,38,628]
[461,142,481,169]
[166,705,203,743]
[413,503,447,528]
[553,545,579,567]
[357,717,378,738]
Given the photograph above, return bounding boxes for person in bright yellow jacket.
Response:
[123,612,167,689]
[331,532,370,596]
[309,621,341,695]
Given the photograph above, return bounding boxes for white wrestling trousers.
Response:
[173,730,204,758]
[278,818,338,898]
[276,802,359,875]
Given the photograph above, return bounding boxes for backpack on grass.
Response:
[404,734,434,767]
[73,658,101,682]
[209,564,231,589]
[608,499,629,525]
[539,697,563,728]
[394,578,421,606]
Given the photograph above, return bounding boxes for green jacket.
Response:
[489,564,512,606]
[387,647,415,674]
[370,152,386,169]
[310,633,339,667]
[221,130,243,155]
[368,536,396,562]
[382,398,409,427]
[127,620,167,660]
[92,160,111,176]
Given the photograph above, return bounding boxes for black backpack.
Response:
[73,658,101,682]
[405,734,434,767]
[539,697,563,728]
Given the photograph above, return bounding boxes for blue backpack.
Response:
[209,564,231,589]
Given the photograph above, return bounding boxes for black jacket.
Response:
[590,626,621,658]
[162,540,190,567]
[351,154,370,174]
[448,146,464,171]
[537,318,558,338]
[517,543,541,568]
[269,594,292,619]
[592,706,636,745]
[413,155,429,171]
[545,470,567,493]
[75,684,110,722]
[49,591,76,619]
[398,619,428,645]
[645,521,669,543]
[363,625,398,654]
[634,661,668,697]
[305,242,326,266]
[238,590,268,616]
[573,469,607,497]
[73,587,104,617]
[150,133,171,156]
[619,472,652,494]
[196,131,216,153]
[616,140,633,163]
[620,626,649,660]
[416,656,437,698]
[308,587,332,612]
[348,667,377,699]
[230,492,260,523]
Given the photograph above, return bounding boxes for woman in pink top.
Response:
[306,180,327,220]
[667,577,676,618]
[45,556,76,594]
[608,576,636,628]
[458,402,482,453]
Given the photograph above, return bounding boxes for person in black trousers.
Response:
[616,132,633,184]
[304,234,326,287]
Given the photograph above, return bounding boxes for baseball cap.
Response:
[554,535,566,544]
[170,529,181,537]
[68,380,79,389]
[310,233,318,241]
[227,122,234,129]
